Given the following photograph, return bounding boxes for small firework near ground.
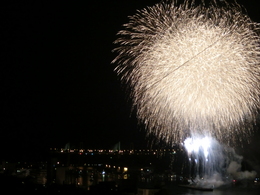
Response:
[112,0,260,146]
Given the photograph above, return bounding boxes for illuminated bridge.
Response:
[50,148,179,155]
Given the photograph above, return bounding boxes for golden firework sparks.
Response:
[112,0,260,146]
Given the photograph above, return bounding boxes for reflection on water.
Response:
[50,164,260,194]
[171,187,260,195]
[149,184,260,195]
[137,177,260,195]
[136,183,259,195]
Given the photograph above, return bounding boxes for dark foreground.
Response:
[1,174,260,195]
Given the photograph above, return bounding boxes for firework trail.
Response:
[112,0,260,146]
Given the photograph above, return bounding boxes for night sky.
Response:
[1,0,260,161]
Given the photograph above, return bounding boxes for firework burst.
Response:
[112,0,260,146]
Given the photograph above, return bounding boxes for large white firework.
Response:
[112,0,260,145]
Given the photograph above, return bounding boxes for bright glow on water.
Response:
[184,137,211,159]
[184,136,225,186]
[183,135,257,187]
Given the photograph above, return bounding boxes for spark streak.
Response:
[112,0,260,146]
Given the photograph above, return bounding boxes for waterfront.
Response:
[1,171,260,195]
[1,146,260,194]
[161,184,260,195]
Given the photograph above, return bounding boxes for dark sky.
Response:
[1,0,260,160]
